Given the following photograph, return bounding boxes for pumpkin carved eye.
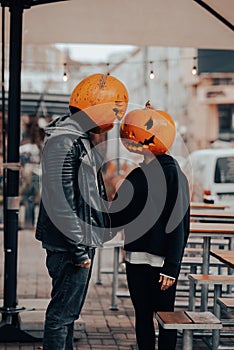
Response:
[144,118,153,130]
[112,108,119,116]
[129,130,136,139]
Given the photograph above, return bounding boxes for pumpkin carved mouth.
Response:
[123,135,156,153]
[139,135,155,146]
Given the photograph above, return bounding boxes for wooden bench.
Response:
[188,274,234,349]
[182,256,224,274]
[216,298,234,349]
[188,274,234,312]
[155,311,222,350]
[217,297,234,312]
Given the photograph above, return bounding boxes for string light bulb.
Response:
[192,57,197,76]
[149,70,155,79]
[149,61,155,79]
[63,63,68,82]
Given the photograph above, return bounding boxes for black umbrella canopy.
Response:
[20,0,234,49]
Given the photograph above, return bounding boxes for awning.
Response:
[1,0,234,49]
[0,91,70,116]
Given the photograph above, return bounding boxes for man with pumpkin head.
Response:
[35,73,128,350]
[110,101,190,350]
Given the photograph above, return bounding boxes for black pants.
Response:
[126,262,177,350]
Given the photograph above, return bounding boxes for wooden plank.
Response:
[156,311,222,330]
[191,210,234,219]
[156,311,192,325]
[210,250,234,269]
[155,311,193,329]
[184,247,203,254]
[211,250,234,258]
[190,222,234,234]
[188,274,234,285]
[185,311,222,326]
[182,257,223,266]
[217,297,234,310]
[191,202,229,210]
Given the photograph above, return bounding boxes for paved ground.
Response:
[0,229,234,349]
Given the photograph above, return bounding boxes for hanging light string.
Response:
[8,47,232,76]
[23,56,201,84]
[16,52,232,79]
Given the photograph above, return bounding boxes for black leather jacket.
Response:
[36,114,112,264]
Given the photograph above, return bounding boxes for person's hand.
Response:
[75,259,91,268]
[159,275,175,291]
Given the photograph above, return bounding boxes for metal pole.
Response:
[110,246,120,310]
[0,2,39,340]
[2,0,23,317]
[182,330,193,350]
[0,0,69,342]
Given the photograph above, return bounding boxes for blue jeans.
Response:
[43,248,95,350]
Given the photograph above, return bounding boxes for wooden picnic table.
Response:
[190,222,234,274]
[190,222,234,310]
[209,249,234,349]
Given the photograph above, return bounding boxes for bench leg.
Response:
[201,237,210,311]
[183,330,193,350]
[96,248,103,285]
[189,281,196,311]
[212,285,222,350]
[110,246,120,310]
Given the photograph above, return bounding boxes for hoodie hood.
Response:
[45,114,89,140]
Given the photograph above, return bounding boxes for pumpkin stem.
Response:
[145,100,151,108]
[145,100,155,109]
[100,74,107,88]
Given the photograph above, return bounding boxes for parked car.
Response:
[184,148,234,209]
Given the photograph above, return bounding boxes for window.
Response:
[218,105,234,141]
[215,157,234,183]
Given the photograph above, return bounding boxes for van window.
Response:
[214,157,234,183]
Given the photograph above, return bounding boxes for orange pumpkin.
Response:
[69,73,129,132]
[120,101,176,155]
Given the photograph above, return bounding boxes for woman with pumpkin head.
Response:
[110,101,190,350]
[35,73,128,350]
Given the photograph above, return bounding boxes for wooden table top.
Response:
[210,249,234,269]
[190,222,234,235]
[190,210,234,219]
[191,202,230,210]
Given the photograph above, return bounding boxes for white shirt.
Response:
[125,251,175,280]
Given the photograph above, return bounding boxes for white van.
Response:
[184,148,234,209]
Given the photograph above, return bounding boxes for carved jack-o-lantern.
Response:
[120,101,176,155]
[69,73,129,132]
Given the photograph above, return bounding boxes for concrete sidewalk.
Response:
[0,229,234,349]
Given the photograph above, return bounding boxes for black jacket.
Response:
[36,114,112,264]
[110,154,190,278]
